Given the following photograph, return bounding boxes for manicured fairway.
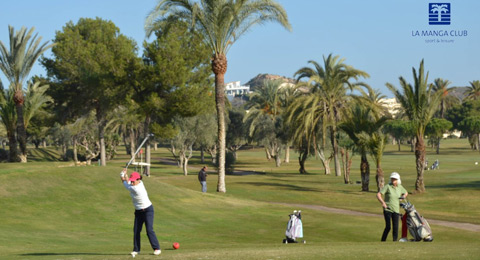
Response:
[1,139,479,259]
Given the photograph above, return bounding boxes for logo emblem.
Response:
[429,3,451,25]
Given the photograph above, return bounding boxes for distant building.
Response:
[381,98,401,118]
[225,81,251,100]
[443,130,462,139]
[381,98,462,138]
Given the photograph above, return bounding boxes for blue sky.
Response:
[1,0,479,97]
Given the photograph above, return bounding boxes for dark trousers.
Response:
[381,210,400,241]
[133,205,160,252]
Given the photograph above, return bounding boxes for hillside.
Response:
[245,73,296,92]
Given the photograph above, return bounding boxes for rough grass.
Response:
[0,139,479,259]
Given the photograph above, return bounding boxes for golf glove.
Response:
[120,172,126,178]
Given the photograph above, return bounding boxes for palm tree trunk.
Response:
[341,148,350,184]
[415,136,426,193]
[7,129,19,162]
[360,153,370,191]
[375,160,385,191]
[440,100,446,118]
[14,100,27,162]
[330,127,341,176]
[298,148,308,174]
[214,68,226,193]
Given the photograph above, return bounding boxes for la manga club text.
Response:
[412,30,468,37]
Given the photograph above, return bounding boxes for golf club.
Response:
[125,133,154,169]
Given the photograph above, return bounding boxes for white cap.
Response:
[390,172,401,184]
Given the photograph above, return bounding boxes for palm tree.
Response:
[340,87,390,191]
[386,60,442,193]
[0,26,54,162]
[277,83,296,163]
[145,0,291,192]
[286,93,331,175]
[357,124,388,191]
[355,86,389,117]
[340,104,372,191]
[23,81,52,129]
[464,80,480,101]
[294,54,369,177]
[431,78,454,118]
[0,80,50,162]
[244,80,284,167]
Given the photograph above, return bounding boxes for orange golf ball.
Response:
[173,242,180,249]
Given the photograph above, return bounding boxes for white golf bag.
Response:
[283,210,305,244]
[401,200,433,242]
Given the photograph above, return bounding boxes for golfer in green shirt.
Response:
[376,172,408,241]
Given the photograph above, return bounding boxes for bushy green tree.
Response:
[425,118,453,154]
[446,100,480,150]
[459,116,480,151]
[136,20,214,175]
[384,119,415,152]
[226,108,247,160]
[42,17,137,166]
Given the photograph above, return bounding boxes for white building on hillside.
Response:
[225,81,250,99]
[381,98,401,118]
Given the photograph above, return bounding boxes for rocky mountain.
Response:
[244,73,296,92]
[449,86,468,101]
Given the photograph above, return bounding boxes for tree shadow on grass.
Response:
[28,148,61,162]
[238,181,322,192]
[426,181,480,190]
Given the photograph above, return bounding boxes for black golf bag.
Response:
[283,210,305,244]
[401,200,433,242]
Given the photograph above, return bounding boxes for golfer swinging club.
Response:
[120,168,161,257]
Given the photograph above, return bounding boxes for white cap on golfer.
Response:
[390,172,401,185]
